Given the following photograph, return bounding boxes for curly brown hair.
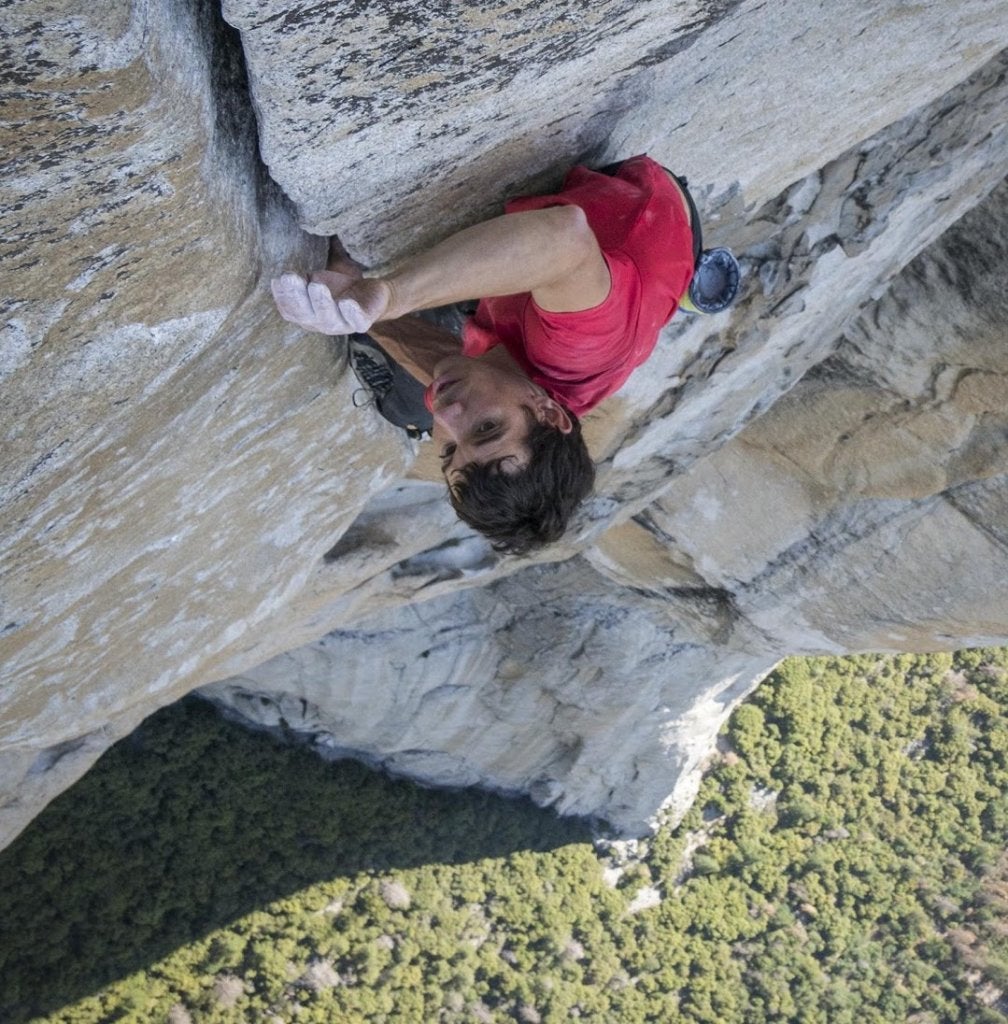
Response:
[447,409,595,555]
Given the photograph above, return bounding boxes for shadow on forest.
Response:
[0,697,591,1023]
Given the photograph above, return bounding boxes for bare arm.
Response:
[271,204,611,336]
[382,204,610,317]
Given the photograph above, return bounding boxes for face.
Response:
[425,355,571,487]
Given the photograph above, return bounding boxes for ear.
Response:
[532,394,574,434]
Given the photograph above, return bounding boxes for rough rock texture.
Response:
[2,0,1007,845]
[224,0,1007,261]
[0,0,406,846]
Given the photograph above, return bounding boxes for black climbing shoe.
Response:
[681,247,741,314]
[347,334,433,440]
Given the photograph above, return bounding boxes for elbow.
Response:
[549,203,600,273]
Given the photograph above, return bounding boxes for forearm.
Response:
[379,205,608,318]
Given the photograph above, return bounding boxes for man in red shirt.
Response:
[272,156,734,554]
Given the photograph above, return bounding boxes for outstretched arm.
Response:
[382,204,610,316]
[272,204,610,336]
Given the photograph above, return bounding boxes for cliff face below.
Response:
[2,0,1007,844]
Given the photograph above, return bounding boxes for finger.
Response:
[307,281,347,333]
[271,273,316,326]
[309,268,361,293]
[336,297,372,334]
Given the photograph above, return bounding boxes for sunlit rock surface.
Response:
[2,0,1007,844]
[0,1,406,846]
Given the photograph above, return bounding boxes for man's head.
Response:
[426,355,595,554]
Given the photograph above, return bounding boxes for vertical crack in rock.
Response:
[197,0,298,258]
[0,0,331,852]
[0,0,302,513]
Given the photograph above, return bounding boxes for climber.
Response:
[272,155,740,555]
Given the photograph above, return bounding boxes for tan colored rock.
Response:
[0,1,405,845]
[2,0,1008,846]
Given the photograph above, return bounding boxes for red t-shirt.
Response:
[461,155,694,415]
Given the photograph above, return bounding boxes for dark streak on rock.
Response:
[626,0,746,70]
[25,440,69,481]
[27,734,92,777]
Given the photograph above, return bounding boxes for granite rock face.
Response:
[224,0,1006,262]
[2,0,1007,844]
[0,0,405,846]
[204,181,1008,831]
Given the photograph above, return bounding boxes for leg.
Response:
[347,332,433,439]
[368,314,462,386]
[318,237,441,434]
